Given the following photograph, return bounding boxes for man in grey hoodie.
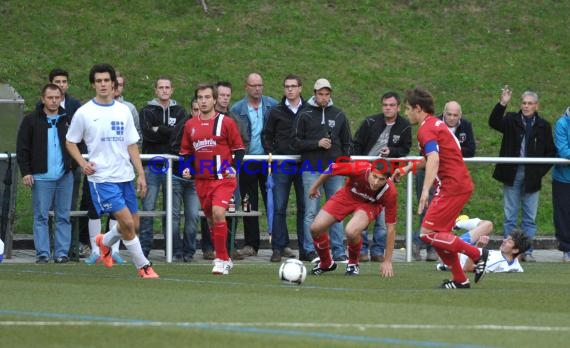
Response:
[139,76,187,257]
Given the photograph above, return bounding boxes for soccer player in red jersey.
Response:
[180,84,245,275]
[308,160,398,277]
[393,87,488,289]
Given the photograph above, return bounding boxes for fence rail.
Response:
[2,153,569,262]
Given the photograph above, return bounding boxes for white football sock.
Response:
[108,219,120,253]
[123,236,149,269]
[103,224,121,246]
[88,219,101,255]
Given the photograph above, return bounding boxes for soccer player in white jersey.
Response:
[438,225,530,273]
[66,63,158,278]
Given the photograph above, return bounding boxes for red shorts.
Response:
[195,178,237,217]
[422,190,472,233]
[322,189,383,223]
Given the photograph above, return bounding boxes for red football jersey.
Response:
[330,162,398,224]
[180,113,245,180]
[417,115,473,194]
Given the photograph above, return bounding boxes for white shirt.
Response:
[460,249,524,273]
[66,99,139,183]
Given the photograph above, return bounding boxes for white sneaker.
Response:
[212,258,233,275]
[212,258,225,275]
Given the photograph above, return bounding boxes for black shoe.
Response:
[333,255,348,263]
[441,279,470,289]
[311,261,337,275]
[173,255,184,263]
[306,251,319,264]
[345,264,360,276]
[36,256,49,264]
[474,248,489,283]
[54,256,69,264]
[270,249,282,263]
[183,255,193,263]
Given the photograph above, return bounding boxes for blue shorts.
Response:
[89,181,138,216]
[459,231,473,245]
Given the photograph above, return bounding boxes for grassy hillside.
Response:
[2,0,569,235]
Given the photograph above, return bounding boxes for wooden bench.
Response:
[49,209,262,261]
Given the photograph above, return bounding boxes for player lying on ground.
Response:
[438,229,530,273]
[308,160,398,277]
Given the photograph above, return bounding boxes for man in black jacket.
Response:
[489,86,556,262]
[293,78,352,262]
[139,76,187,257]
[262,74,306,262]
[353,91,411,262]
[17,84,75,263]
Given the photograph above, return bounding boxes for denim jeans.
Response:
[140,169,166,256]
[361,210,386,256]
[171,176,200,258]
[32,171,73,258]
[412,169,434,251]
[271,162,305,252]
[503,165,539,252]
[302,171,346,258]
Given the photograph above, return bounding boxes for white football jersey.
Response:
[460,249,524,273]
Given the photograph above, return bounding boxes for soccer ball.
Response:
[278,259,307,285]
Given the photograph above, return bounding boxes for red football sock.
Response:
[421,232,481,261]
[347,238,363,265]
[435,249,468,284]
[313,233,332,268]
[213,221,229,261]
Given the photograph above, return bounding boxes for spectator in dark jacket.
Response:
[139,76,187,257]
[439,101,476,158]
[352,91,411,262]
[17,84,75,263]
[293,78,352,262]
[262,74,306,262]
[489,86,556,262]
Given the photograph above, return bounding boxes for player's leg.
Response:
[344,210,371,275]
[310,209,337,270]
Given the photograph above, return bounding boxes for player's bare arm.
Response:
[309,172,331,199]
[65,140,96,175]
[419,152,439,215]
[127,143,147,198]
[380,223,396,278]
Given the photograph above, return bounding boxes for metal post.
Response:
[165,157,173,263]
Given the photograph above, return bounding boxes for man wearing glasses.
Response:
[230,73,278,258]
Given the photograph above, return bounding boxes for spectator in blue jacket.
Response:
[552,107,570,262]
[230,73,278,257]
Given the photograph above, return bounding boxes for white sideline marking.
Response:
[0,321,568,332]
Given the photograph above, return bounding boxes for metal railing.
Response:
[3,153,570,262]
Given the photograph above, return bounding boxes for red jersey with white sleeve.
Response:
[417,115,473,195]
[179,113,244,180]
[326,162,397,224]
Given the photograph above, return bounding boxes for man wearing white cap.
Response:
[293,78,352,263]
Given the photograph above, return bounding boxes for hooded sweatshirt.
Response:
[140,98,187,155]
[292,96,352,172]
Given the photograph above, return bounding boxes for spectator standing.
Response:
[180,84,245,275]
[552,107,570,262]
[115,71,141,140]
[17,84,75,263]
[262,74,306,262]
[230,73,277,257]
[168,99,200,263]
[293,78,351,262]
[489,86,555,262]
[66,63,158,278]
[139,76,187,257]
[352,91,411,262]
